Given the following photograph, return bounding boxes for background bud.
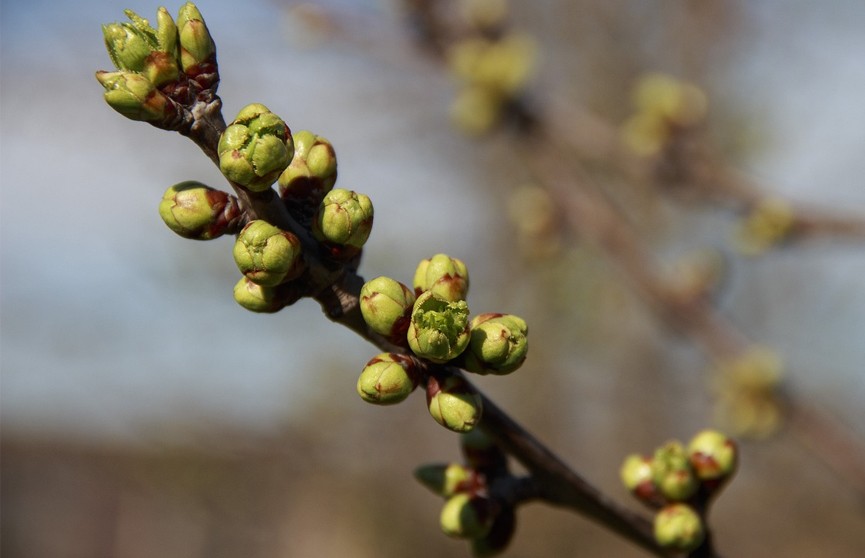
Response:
[439,493,494,539]
[413,254,469,301]
[427,374,483,433]
[652,441,698,502]
[414,463,474,497]
[687,430,738,484]
[408,292,470,363]
[653,504,705,553]
[360,276,415,340]
[463,313,528,375]
[278,130,338,205]
[233,220,303,286]
[356,353,419,405]
[158,181,240,240]
[218,103,293,192]
[312,188,374,250]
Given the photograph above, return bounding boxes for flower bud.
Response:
[233,220,303,286]
[620,453,664,508]
[101,8,180,87]
[653,504,705,553]
[232,277,286,313]
[360,276,415,340]
[427,374,483,433]
[176,2,216,71]
[95,71,173,121]
[413,254,469,302]
[439,493,494,539]
[651,441,698,502]
[312,188,374,251]
[463,313,528,375]
[278,130,338,205]
[687,430,737,485]
[414,463,474,497]
[158,181,241,240]
[218,103,294,192]
[408,292,470,363]
[356,353,419,405]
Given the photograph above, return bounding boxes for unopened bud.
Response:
[439,493,494,539]
[158,181,241,240]
[233,220,303,286]
[176,2,215,71]
[413,254,469,301]
[463,313,528,375]
[356,353,419,405]
[687,430,737,486]
[360,276,415,340]
[651,441,698,502]
[414,463,474,497]
[312,188,374,252]
[218,103,293,192]
[654,504,705,553]
[278,130,338,205]
[232,277,285,313]
[427,374,482,433]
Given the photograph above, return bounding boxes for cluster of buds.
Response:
[415,430,517,556]
[620,430,738,553]
[734,197,796,256]
[96,3,217,125]
[445,0,538,135]
[712,345,785,439]
[97,5,370,315]
[356,254,528,433]
[620,73,708,158]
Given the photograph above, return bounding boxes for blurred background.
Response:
[2,0,864,556]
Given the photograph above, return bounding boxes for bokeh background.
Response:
[2,0,864,556]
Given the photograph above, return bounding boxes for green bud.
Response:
[439,493,494,539]
[463,313,528,375]
[687,430,738,484]
[360,276,415,340]
[653,504,705,553]
[414,463,474,497]
[102,15,156,72]
[158,181,241,240]
[278,130,338,204]
[312,188,374,249]
[651,441,699,502]
[176,2,215,71]
[413,254,469,302]
[95,71,172,121]
[233,220,303,286]
[427,374,483,433]
[620,454,663,507]
[232,277,285,313]
[218,103,294,192]
[356,353,419,405]
[408,292,470,363]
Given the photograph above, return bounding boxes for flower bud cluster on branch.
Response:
[620,430,738,553]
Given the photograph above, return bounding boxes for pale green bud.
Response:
[158,181,241,240]
[687,430,738,484]
[653,504,705,553]
[463,313,528,375]
[413,254,469,302]
[620,453,663,507]
[652,441,698,502]
[407,291,470,364]
[218,103,294,192]
[101,8,179,87]
[278,130,338,204]
[427,374,482,433]
[439,493,494,539]
[360,276,415,339]
[232,277,284,313]
[233,220,303,286]
[176,2,215,71]
[312,188,374,248]
[356,353,419,405]
[95,71,172,121]
[414,463,474,497]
